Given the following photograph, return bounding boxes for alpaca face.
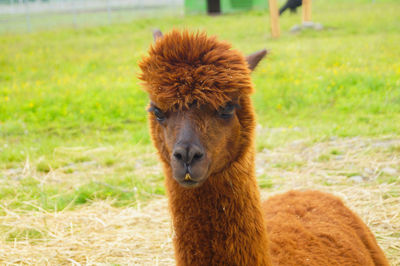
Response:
[149,100,242,188]
[140,30,267,188]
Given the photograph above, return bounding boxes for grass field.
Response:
[0,0,399,264]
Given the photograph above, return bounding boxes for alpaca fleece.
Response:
[264,190,389,265]
[139,30,389,266]
[139,30,253,112]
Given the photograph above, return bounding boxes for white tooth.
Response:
[184,173,191,180]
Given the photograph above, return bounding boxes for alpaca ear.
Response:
[153,29,163,42]
[246,49,268,71]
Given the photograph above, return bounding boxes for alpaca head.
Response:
[139,30,266,188]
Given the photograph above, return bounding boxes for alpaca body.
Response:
[139,30,389,266]
[166,161,388,265]
[165,154,271,265]
[264,190,388,265]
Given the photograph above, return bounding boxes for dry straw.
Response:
[1,137,399,265]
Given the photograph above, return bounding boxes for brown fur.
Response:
[264,190,389,265]
[139,30,389,265]
[139,30,253,112]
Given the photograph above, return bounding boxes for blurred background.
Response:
[0,0,399,264]
[0,0,183,33]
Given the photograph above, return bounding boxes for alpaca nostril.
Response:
[188,146,204,164]
[173,144,204,165]
[173,151,184,161]
[193,152,203,161]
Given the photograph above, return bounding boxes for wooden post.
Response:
[302,0,312,23]
[268,0,280,38]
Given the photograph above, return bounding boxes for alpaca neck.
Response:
[165,154,271,266]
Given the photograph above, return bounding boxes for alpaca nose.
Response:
[173,143,204,165]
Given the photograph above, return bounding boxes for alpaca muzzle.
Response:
[169,116,211,187]
[171,143,210,188]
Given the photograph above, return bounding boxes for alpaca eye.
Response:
[154,108,166,122]
[218,104,235,119]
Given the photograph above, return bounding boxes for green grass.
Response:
[3,227,46,243]
[0,0,399,211]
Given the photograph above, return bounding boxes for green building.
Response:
[185,0,269,15]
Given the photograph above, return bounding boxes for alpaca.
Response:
[139,30,389,265]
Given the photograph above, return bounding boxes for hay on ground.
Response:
[0,137,399,265]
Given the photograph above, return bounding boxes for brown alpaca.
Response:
[139,30,389,265]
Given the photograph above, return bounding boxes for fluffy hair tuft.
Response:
[138,30,253,111]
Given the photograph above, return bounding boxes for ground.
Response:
[0,0,399,264]
[1,137,399,264]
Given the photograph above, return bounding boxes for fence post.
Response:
[72,0,77,29]
[20,0,31,32]
[302,0,312,23]
[10,0,15,13]
[107,0,111,25]
[268,0,280,38]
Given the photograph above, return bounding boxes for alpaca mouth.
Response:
[172,160,210,188]
[180,179,200,187]
[176,171,205,188]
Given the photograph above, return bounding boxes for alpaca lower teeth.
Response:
[184,173,191,181]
